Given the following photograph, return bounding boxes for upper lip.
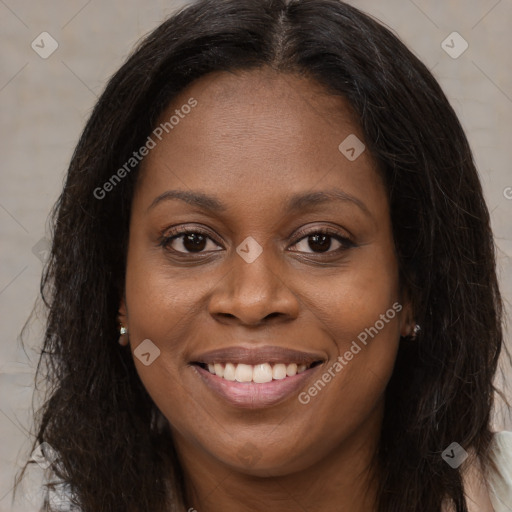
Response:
[191,345,325,366]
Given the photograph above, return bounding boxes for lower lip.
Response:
[193,364,320,409]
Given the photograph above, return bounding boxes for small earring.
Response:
[118,325,129,346]
[410,324,421,340]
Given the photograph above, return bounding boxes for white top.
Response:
[478,430,512,511]
[43,431,512,511]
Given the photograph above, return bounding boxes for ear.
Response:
[118,295,128,326]
[398,289,416,338]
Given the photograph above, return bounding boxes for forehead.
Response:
[134,67,386,221]
[153,67,362,152]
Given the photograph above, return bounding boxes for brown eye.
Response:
[290,229,355,254]
[160,229,222,254]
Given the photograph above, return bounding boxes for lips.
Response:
[191,345,324,367]
[190,345,326,408]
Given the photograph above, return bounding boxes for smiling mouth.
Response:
[193,360,323,383]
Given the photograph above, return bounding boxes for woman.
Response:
[14,0,512,510]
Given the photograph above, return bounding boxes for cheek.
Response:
[122,238,206,411]
[296,243,402,409]
[124,235,207,346]
[123,263,202,439]
[304,240,402,347]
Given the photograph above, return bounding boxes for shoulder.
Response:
[42,481,81,511]
[487,430,512,511]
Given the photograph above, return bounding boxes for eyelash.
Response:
[158,225,356,257]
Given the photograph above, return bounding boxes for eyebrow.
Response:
[147,188,371,217]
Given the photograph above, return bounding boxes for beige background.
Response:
[1,0,511,510]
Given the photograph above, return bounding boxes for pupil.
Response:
[184,233,206,252]
[309,234,330,253]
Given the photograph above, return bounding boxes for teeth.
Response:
[223,363,236,381]
[235,363,253,383]
[286,363,297,377]
[272,363,287,380]
[214,363,224,378]
[253,363,273,383]
[203,362,314,382]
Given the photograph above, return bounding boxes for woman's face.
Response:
[121,68,412,476]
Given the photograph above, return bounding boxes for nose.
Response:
[208,246,300,327]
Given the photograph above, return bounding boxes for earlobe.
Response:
[118,296,128,325]
[398,295,418,339]
[399,303,421,340]
[117,296,129,346]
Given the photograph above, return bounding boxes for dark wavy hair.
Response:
[13,0,510,510]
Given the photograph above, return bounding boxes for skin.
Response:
[119,67,415,512]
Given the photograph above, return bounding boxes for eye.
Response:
[159,227,223,254]
[159,226,355,256]
[289,228,355,254]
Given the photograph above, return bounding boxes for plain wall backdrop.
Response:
[1,0,511,510]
